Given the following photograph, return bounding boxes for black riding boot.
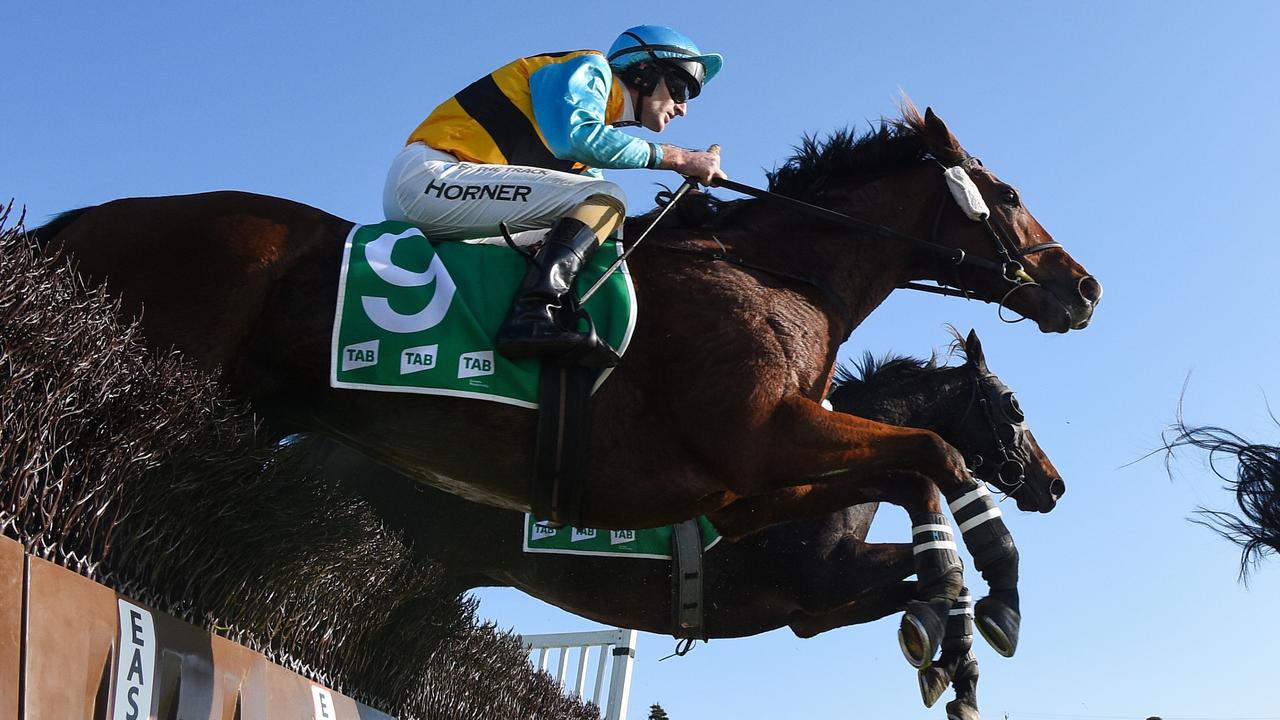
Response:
[496,217,618,366]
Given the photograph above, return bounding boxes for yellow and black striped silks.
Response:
[408,50,627,174]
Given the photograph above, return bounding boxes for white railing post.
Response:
[605,628,637,720]
[522,628,638,720]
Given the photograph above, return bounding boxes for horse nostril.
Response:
[1078,276,1103,305]
[1050,477,1066,499]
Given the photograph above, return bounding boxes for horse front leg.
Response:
[946,483,1021,658]
[712,398,975,667]
[918,588,980,715]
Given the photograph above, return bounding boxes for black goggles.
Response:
[660,61,703,103]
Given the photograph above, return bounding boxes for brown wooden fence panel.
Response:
[0,537,22,719]
[17,551,395,720]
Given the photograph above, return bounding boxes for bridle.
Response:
[925,155,1063,323]
[707,157,1062,316]
[951,360,1032,495]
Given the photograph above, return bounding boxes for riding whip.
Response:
[579,145,720,303]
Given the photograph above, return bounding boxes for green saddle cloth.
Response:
[330,222,636,408]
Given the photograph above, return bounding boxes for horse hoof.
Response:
[945,698,981,720]
[975,594,1020,657]
[898,600,945,669]
[918,666,950,708]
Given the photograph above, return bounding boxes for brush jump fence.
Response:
[524,628,637,720]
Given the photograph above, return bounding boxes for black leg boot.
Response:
[496,217,617,366]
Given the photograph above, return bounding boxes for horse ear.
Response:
[924,107,962,163]
[965,329,989,370]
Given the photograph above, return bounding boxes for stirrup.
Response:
[557,306,620,369]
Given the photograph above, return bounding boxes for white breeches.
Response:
[382,143,627,243]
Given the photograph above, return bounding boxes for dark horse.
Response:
[33,103,1101,664]
[316,330,1062,720]
[1166,421,1280,578]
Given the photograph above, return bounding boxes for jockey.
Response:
[383,25,725,365]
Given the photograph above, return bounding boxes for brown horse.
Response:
[33,103,1100,665]
[314,330,1061,720]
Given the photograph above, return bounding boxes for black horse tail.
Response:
[29,206,94,248]
[1167,421,1280,580]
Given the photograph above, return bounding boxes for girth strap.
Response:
[671,519,706,640]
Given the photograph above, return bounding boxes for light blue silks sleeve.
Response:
[530,54,661,171]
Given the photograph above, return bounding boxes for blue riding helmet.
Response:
[606,25,723,99]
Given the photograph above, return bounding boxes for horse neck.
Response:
[726,164,943,333]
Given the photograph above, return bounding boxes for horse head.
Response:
[827,329,1063,513]
[761,100,1101,335]
[914,106,1102,332]
[950,329,1064,512]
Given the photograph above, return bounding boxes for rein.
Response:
[710,158,1063,306]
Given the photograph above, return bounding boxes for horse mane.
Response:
[831,351,942,394]
[767,102,931,200]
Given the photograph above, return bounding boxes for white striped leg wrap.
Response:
[911,513,960,583]
[948,483,1014,572]
[943,588,974,651]
[949,590,974,617]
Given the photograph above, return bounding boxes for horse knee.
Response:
[913,432,968,490]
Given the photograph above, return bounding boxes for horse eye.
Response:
[1000,189,1019,206]
[1002,392,1025,422]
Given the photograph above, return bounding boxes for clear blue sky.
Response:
[6,3,1280,719]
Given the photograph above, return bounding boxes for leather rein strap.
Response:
[710,164,1062,298]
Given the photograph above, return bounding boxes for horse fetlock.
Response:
[975,545,1019,591]
[940,587,974,655]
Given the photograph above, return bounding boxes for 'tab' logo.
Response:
[532,520,559,540]
[400,344,438,375]
[342,339,379,371]
[458,350,495,379]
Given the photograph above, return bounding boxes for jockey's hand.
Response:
[659,145,728,187]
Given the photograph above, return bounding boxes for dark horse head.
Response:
[829,329,1064,512]
[765,100,1102,333]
